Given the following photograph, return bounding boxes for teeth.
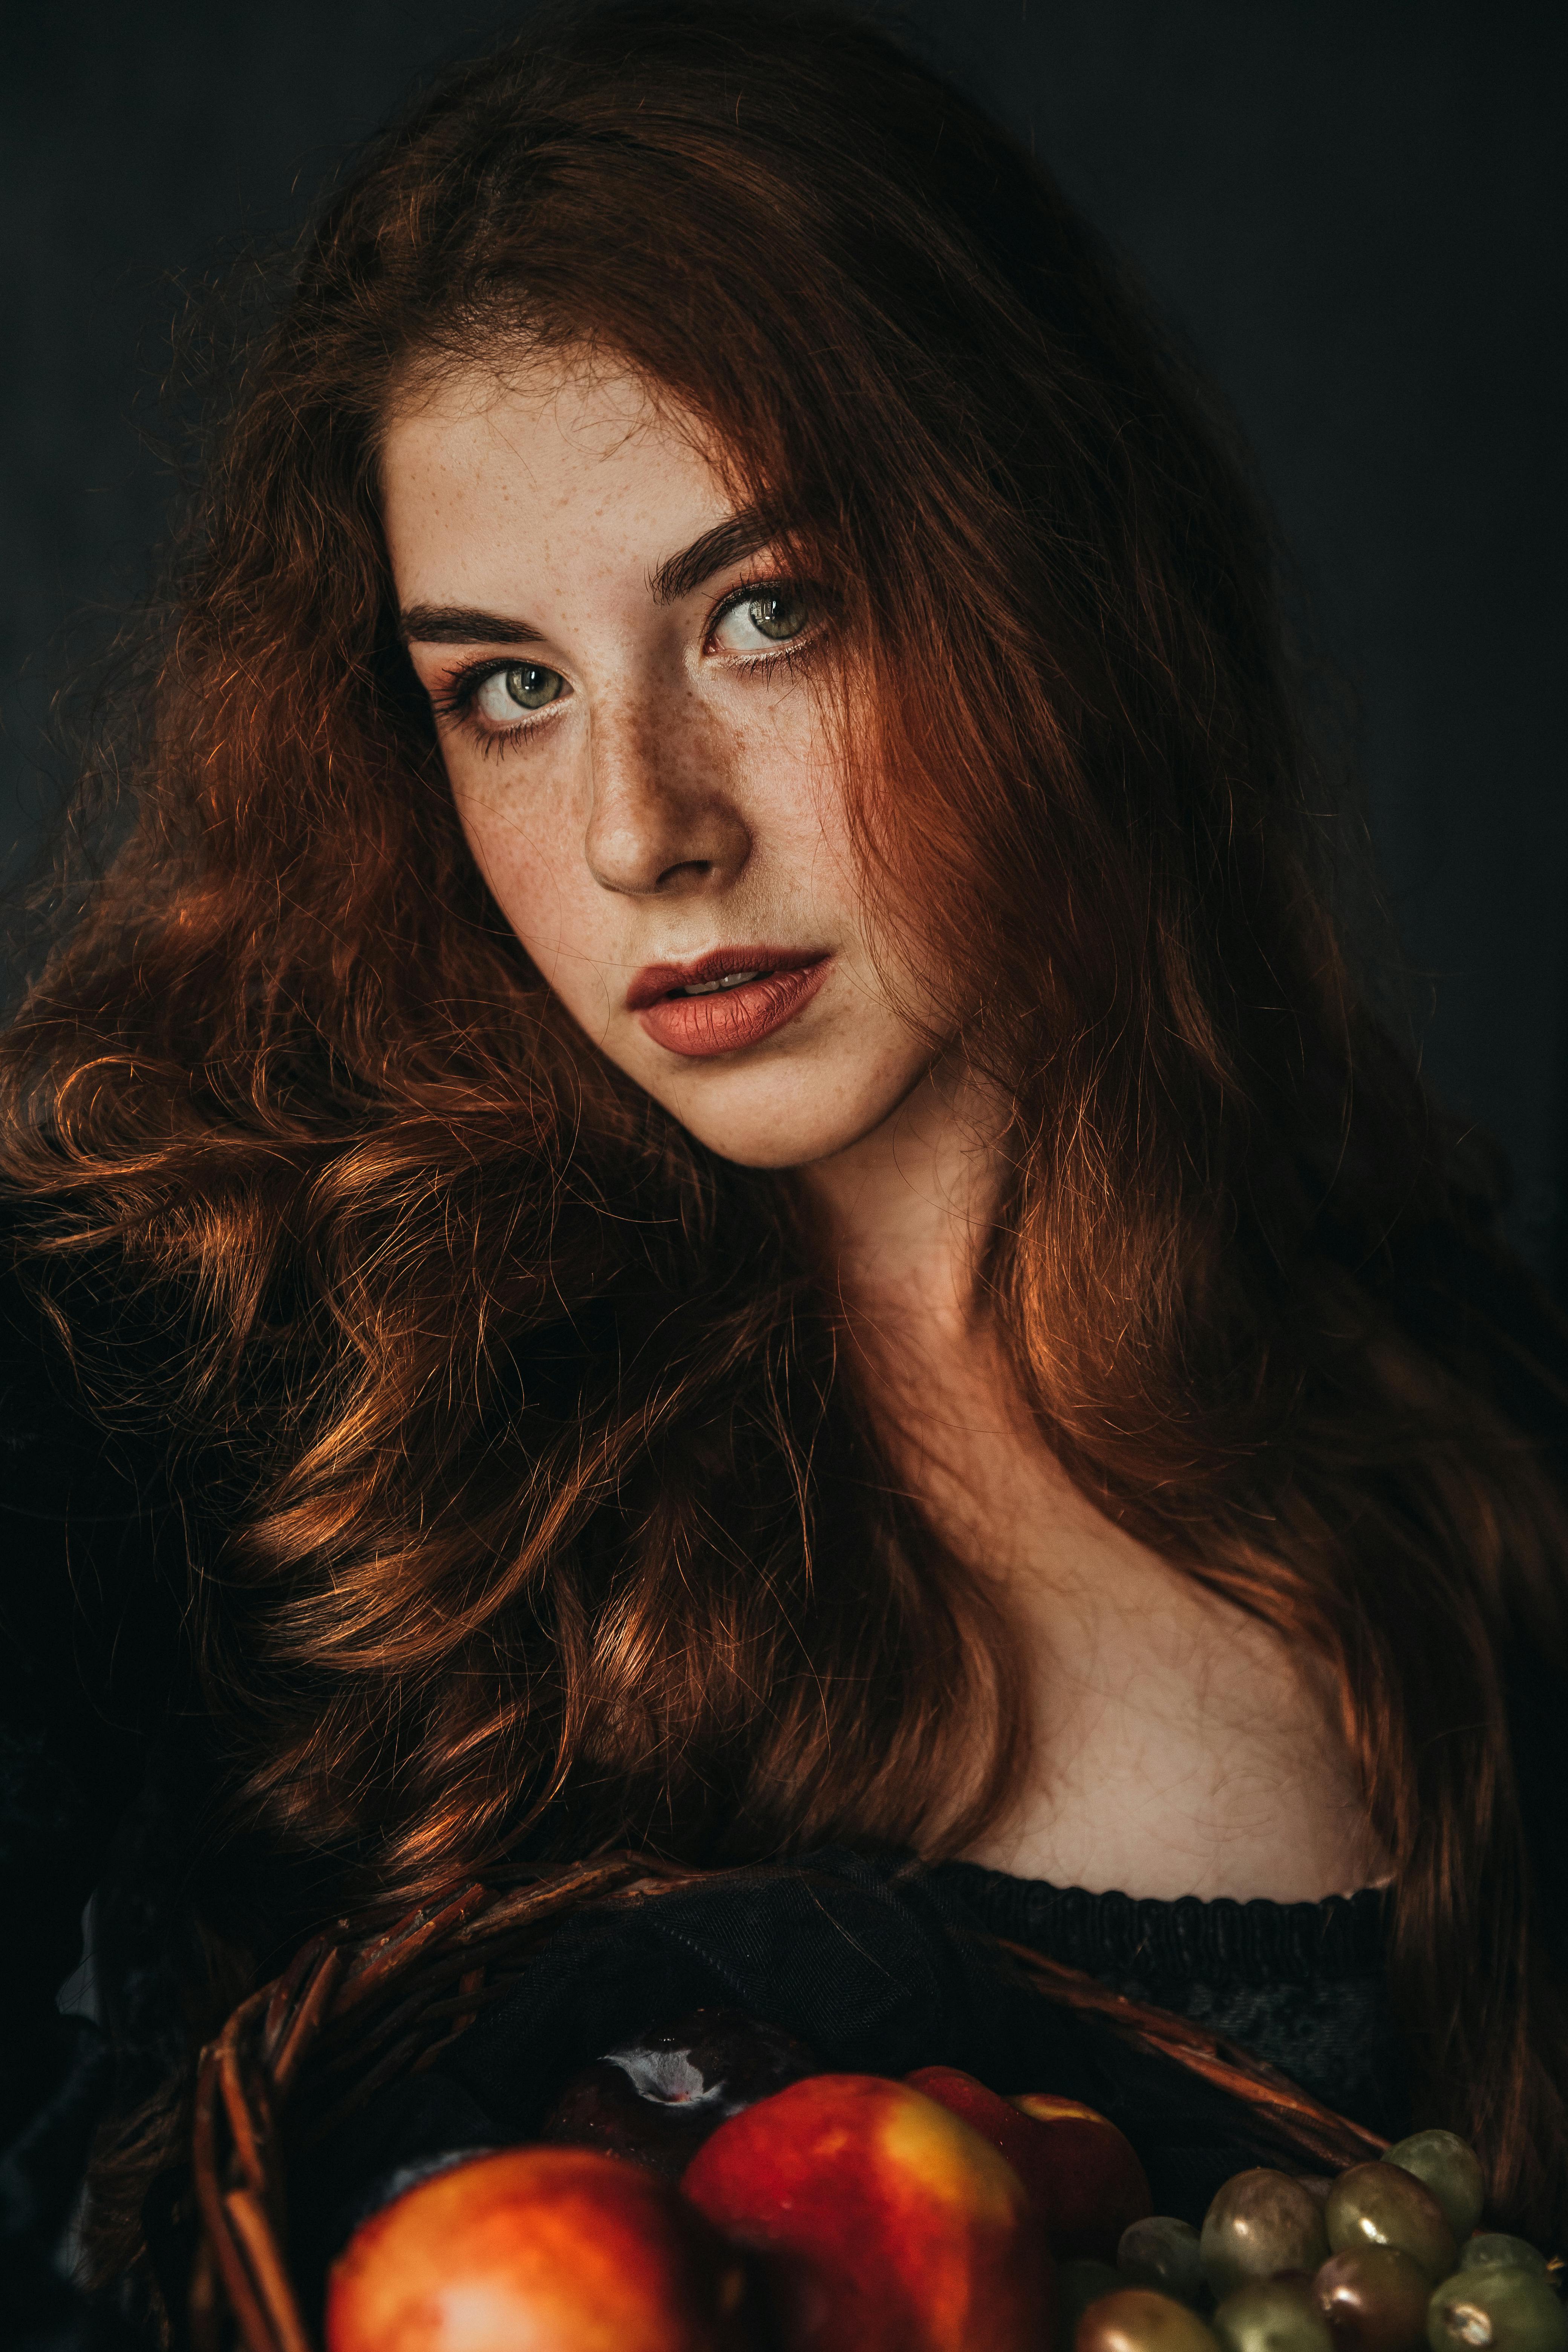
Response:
[680,969,762,997]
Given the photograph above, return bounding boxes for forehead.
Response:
[379,351,732,590]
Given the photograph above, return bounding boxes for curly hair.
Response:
[6,0,1568,2236]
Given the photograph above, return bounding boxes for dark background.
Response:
[3,2,1563,1287]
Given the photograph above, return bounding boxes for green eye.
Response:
[470,662,566,726]
[745,590,809,642]
[503,662,564,709]
[711,585,815,656]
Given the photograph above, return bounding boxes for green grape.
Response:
[1315,2245,1434,2352]
[1076,2286,1224,2352]
[1121,2218,1206,2306]
[1460,2241,1549,2280]
[1063,2259,1127,2339]
[1426,2266,1568,2352]
[1383,2134,1486,2243]
[1327,2164,1459,2283]
[1214,2276,1334,2352]
[1203,2170,1331,2300]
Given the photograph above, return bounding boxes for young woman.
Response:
[5,0,1568,2323]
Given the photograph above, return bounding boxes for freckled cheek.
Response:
[448,769,612,988]
[742,695,851,853]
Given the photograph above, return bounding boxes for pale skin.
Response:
[383,352,1388,1905]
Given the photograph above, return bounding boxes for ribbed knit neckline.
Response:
[935,1861,1390,1989]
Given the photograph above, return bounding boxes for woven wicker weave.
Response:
[184,1856,1389,2352]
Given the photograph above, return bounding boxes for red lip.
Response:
[628,949,830,1059]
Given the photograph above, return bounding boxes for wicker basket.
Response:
[184,1856,1390,2352]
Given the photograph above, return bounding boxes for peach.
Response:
[908,2070,1150,2261]
[682,2071,1050,2351]
[325,2145,753,2352]
[1004,2090,1152,2259]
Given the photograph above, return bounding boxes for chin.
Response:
[649,1052,933,1171]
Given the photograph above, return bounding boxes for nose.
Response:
[582,694,752,898]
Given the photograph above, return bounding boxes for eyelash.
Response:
[427,576,825,756]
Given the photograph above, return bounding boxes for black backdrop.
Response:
[3,1,1563,1288]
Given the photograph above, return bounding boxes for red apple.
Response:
[1007,2088,1152,2260]
[326,2145,754,2352]
[908,2070,1149,2261]
[682,2071,1051,2351]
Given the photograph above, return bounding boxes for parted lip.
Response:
[625,947,827,1012]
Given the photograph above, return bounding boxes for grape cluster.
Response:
[1060,2133,1564,2352]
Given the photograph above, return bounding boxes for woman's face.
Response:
[382,354,947,1168]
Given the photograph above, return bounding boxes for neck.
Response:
[795,1059,1393,1910]
[796,1055,1006,1355]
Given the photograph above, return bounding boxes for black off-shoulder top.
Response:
[935,1865,1407,2138]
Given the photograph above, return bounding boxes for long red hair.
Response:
[7,0,1568,2236]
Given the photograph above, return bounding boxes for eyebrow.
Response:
[398,507,782,648]
[646,506,779,605]
[400,603,544,648]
